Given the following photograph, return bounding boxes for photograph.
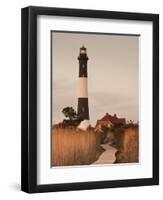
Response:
[51,31,139,167]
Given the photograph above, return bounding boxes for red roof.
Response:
[98,113,126,125]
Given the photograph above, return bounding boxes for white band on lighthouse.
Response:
[78,77,88,98]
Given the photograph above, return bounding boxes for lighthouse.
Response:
[77,46,90,121]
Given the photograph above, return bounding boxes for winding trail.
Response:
[94,144,117,164]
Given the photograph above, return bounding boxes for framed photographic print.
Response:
[21,6,159,193]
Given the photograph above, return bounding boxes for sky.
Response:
[52,31,139,126]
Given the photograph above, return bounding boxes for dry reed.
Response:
[51,127,102,166]
[114,127,139,163]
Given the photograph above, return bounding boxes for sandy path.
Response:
[93,144,117,164]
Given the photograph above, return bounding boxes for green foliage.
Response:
[62,107,78,121]
[108,126,124,149]
[62,107,81,127]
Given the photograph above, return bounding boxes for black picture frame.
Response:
[21,6,159,193]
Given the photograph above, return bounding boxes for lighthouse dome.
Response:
[80,45,87,54]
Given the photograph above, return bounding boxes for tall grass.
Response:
[51,127,102,166]
[114,127,139,163]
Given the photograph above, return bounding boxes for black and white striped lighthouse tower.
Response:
[77,46,90,121]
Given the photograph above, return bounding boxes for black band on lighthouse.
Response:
[78,46,88,78]
[79,63,88,77]
[77,98,89,120]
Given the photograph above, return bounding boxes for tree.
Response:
[62,107,78,121]
[62,107,81,127]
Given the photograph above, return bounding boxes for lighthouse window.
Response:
[82,64,85,68]
[80,49,86,54]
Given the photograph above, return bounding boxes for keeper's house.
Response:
[95,113,126,130]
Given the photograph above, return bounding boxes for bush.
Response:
[62,106,82,127]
